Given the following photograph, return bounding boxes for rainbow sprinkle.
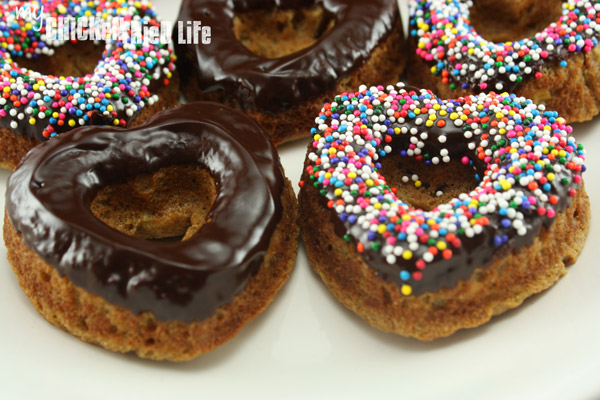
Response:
[0,0,176,140]
[302,83,586,295]
[410,0,600,91]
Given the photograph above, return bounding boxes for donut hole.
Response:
[379,153,479,211]
[469,0,563,42]
[233,3,335,58]
[16,41,105,77]
[90,165,216,242]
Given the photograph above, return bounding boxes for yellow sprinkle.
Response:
[402,250,413,260]
[378,224,386,233]
[334,188,342,196]
[415,180,422,188]
[401,285,412,296]
[68,119,76,127]
[113,119,120,126]
[394,127,401,135]
[374,203,382,210]
[313,134,321,141]
[436,241,447,251]
[425,120,434,127]
[28,118,36,125]
[547,173,555,181]
[450,112,458,120]
[366,179,374,186]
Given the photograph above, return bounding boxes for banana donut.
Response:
[0,0,178,170]
[299,83,590,340]
[175,0,405,146]
[4,102,298,361]
[408,0,600,122]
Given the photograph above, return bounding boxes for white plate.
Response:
[1,1,600,399]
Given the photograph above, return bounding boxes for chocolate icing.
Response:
[6,102,285,322]
[175,0,399,112]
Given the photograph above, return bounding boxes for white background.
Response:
[1,0,599,399]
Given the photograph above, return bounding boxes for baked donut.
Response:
[0,0,178,170]
[175,0,405,146]
[408,0,600,122]
[4,102,298,361]
[299,83,590,340]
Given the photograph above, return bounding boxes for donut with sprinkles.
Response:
[0,0,178,170]
[299,83,590,340]
[408,0,600,123]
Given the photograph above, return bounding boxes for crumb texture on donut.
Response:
[300,179,590,341]
[233,4,335,59]
[4,176,298,361]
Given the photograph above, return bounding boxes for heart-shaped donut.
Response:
[4,102,298,360]
[299,83,590,340]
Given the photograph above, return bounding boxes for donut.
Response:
[408,0,600,122]
[174,0,405,146]
[299,83,590,340]
[4,102,298,361]
[0,0,178,170]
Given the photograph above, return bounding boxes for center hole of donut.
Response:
[233,3,335,58]
[379,154,479,211]
[90,165,216,241]
[469,0,563,42]
[16,41,105,77]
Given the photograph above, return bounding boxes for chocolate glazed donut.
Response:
[6,102,285,322]
[5,102,299,360]
[175,0,405,145]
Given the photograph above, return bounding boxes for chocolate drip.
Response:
[175,0,399,112]
[6,102,285,322]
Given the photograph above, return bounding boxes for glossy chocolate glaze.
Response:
[175,0,399,112]
[313,87,582,295]
[6,102,285,322]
